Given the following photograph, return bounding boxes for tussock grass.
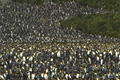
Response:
[61,13,120,39]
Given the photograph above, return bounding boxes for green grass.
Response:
[57,0,120,12]
[61,13,120,39]
[74,0,120,12]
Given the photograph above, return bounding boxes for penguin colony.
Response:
[0,0,110,43]
[0,0,120,80]
[0,41,120,79]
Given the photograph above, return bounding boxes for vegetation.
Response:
[52,0,120,12]
[12,0,120,12]
[74,0,120,12]
[12,0,46,5]
[61,13,120,39]
[58,0,120,39]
